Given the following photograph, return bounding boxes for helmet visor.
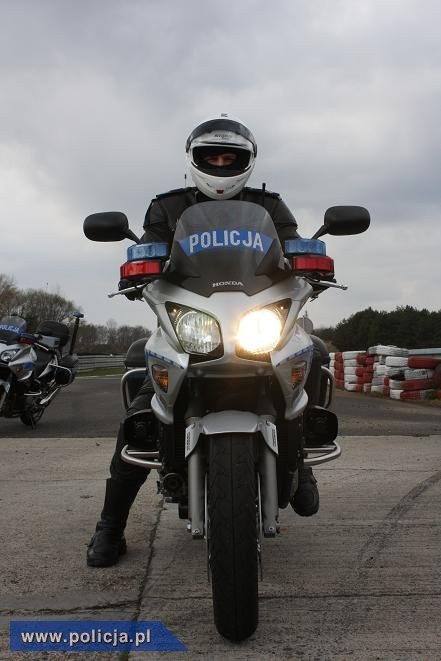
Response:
[192,145,252,177]
[186,119,257,155]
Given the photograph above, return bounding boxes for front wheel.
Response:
[20,405,45,427]
[208,433,258,642]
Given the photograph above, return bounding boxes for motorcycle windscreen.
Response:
[0,316,27,344]
[168,201,288,296]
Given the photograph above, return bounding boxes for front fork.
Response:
[0,376,12,413]
[187,438,279,541]
[186,412,279,540]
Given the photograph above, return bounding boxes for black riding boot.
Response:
[87,478,143,567]
[290,466,319,517]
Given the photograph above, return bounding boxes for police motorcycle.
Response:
[0,313,83,428]
[84,201,369,641]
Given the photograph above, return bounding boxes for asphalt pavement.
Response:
[1,376,440,438]
[1,380,441,659]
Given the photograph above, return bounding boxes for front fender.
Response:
[184,410,278,458]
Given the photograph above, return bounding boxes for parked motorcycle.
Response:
[84,201,369,641]
[0,312,83,428]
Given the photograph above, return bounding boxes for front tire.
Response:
[20,405,45,427]
[208,433,258,641]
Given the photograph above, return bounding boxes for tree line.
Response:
[0,274,151,354]
[315,306,441,351]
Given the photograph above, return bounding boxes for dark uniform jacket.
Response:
[141,186,300,246]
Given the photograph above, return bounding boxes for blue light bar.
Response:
[127,243,170,262]
[284,239,326,256]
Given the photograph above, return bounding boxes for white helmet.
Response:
[185,113,257,200]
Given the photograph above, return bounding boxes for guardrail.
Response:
[77,355,125,372]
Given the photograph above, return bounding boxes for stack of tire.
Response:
[356,352,375,393]
[389,348,441,401]
[330,347,441,401]
[367,346,409,396]
[329,352,344,389]
[341,350,366,392]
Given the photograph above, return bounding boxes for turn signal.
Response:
[292,256,334,275]
[152,364,169,392]
[120,260,162,279]
[291,362,307,387]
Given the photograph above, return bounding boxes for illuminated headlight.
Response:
[237,308,282,354]
[0,349,19,363]
[167,305,221,355]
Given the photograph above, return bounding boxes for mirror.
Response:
[83,212,140,243]
[312,206,370,239]
[323,206,370,235]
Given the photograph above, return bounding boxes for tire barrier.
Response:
[329,346,441,402]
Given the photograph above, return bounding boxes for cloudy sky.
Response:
[1,0,440,331]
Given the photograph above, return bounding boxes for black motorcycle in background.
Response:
[0,312,83,428]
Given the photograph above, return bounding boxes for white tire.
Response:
[344,373,360,383]
[409,348,441,357]
[404,368,434,380]
[368,345,409,357]
[343,359,358,367]
[385,356,409,367]
[389,379,404,389]
[384,367,405,377]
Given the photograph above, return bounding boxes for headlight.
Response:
[0,348,19,363]
[236,300,291,356]
[166,304,222,355]
[237,309,282,354]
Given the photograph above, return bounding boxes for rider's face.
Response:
[204,152,237,167]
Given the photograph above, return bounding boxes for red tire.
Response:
[408,356,441,369]
[400,390,436,400]
[401,378,434,391]
[356,353,367,365]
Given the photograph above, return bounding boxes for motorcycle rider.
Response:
[87,114,325,567]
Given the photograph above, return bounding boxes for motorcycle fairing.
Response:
[168,201,288,297]
[0,316,27,345]
[271,324,314,419]
[145,277,313,425]
[146,327,189,424]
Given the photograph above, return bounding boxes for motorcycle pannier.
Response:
[36,321,70,348]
